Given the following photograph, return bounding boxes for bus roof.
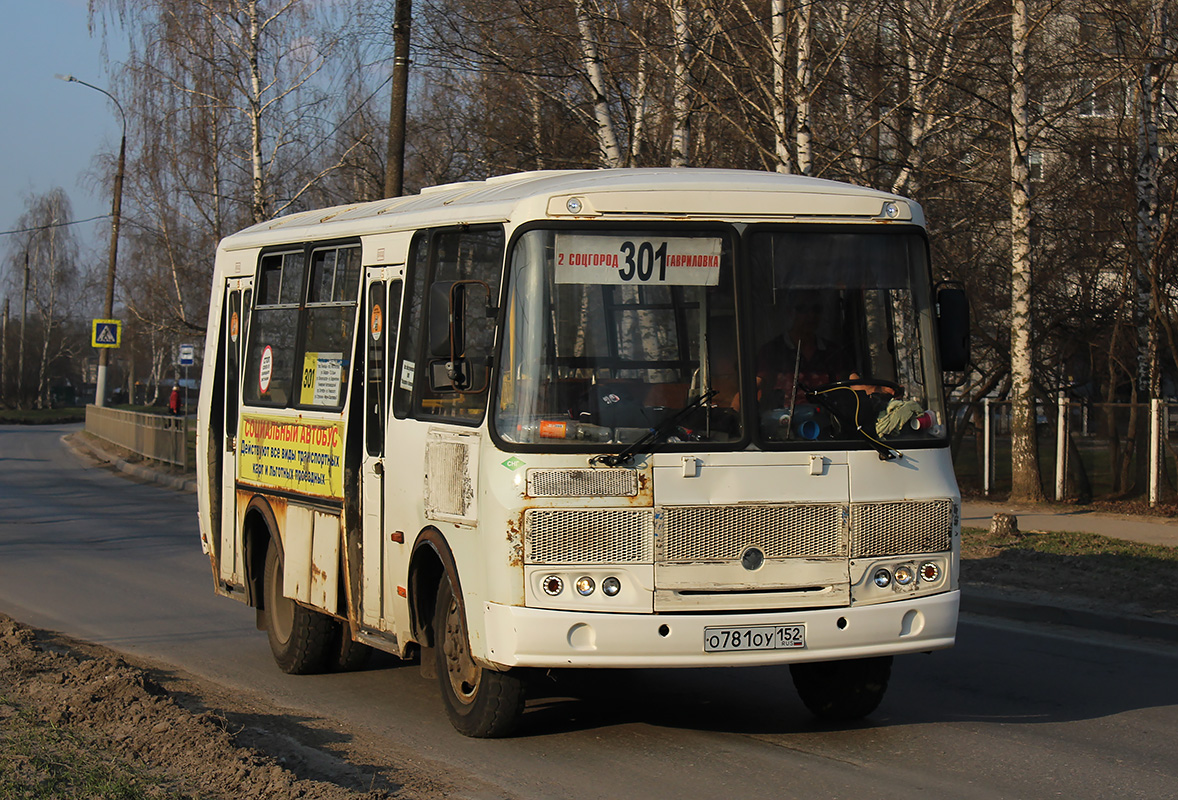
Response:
[219,168,921,252]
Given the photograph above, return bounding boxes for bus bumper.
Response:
[481,590,958,669]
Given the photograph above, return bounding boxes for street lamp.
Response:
[56,73,126,408]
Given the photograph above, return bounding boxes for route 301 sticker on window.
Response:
[554,234,722,286]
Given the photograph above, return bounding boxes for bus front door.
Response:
[360,272,402,630]
[220,278,251,587]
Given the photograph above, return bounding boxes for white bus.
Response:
[196,168,969,738]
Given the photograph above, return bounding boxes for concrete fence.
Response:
[85,405,188,470]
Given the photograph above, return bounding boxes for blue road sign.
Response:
[92,319,121,349]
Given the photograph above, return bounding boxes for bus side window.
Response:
[299,245,361,409]
[416,227,504,423]
[393,237,429,420]
[243,250,304,407]
[385,280,403,416]
[365,278,404,457]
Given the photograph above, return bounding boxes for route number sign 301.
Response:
[554,234,722,287]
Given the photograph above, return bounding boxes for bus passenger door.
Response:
[220,278,251,586]
[360,272,401,627]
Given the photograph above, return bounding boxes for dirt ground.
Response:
[0,614,463,800]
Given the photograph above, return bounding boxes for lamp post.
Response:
[56,74,126,408]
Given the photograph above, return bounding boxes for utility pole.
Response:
[19,252,29,408]
[1,297,8,406]
[57,74,126,407]
[384,0,412,198]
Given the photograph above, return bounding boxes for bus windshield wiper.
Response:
[591,390,717,467]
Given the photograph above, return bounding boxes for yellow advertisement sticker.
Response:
[238,414,345,500]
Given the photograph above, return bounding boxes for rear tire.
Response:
[790,656,892,721]
[434,577,525,738]
[263,544,334,675]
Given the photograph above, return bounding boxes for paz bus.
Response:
[196,168,969,738]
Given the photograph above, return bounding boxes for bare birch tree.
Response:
[1008,0,1045,501]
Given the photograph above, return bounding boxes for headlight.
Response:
[602,576,621,596]
[873,568,892,588]
[542,575,564,596]
[575,576,595,596]
[894,565,915,586]
[919,561,941,582]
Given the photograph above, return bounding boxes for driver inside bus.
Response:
[754,296,847,409]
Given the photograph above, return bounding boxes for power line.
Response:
[0,215,111,237]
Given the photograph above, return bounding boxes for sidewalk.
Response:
[962,500,1178,548]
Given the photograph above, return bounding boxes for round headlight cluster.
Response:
[541,574,623,598]
[871,561,943,591]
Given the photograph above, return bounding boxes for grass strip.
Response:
[962,526,1178,619]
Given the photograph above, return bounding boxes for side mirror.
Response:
[427,279,492,392]
[936,282,970,372]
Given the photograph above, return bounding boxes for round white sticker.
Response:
[258,345,273,395]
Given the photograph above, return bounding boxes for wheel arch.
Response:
[408,527,461,648]
[241,494,282,611]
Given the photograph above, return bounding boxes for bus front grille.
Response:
[526,468,639,498]
[850,499,954,558]
[522,499,953,566]
[525,509,654,564]
[659,504,847,562]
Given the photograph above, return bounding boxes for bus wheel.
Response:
[789,656,892,721]
[263,544,333,675]
[433,577,525,738]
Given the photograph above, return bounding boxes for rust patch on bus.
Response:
[506,512,525,567]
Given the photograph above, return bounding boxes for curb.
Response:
[63,433,197,494]
[960,586,1178,644]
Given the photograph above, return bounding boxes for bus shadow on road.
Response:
[515,624,1178,736]
[518,665,833,736]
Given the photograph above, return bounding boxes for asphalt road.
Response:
[3,424,1177,799]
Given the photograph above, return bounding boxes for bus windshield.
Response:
[495,227,741,446]
[746,228,944,449]
[493,225,944,451]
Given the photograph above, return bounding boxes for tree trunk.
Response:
[670,0,692,167]
[247,0,267,223]
[794,0,813,175]
[1008,0,1044,501]
[771,0,790,173]
[575,0,623,168]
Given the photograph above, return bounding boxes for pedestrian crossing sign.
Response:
[92,319,122,349]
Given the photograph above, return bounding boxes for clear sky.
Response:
[0,0,129,273]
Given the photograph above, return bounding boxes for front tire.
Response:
[263,544,334,675]
[434,577,525,738]
[790,656,893,721]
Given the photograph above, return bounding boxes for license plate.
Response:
[704,624,806,652]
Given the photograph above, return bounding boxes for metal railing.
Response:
[951,397,1174,507]
[85,405,188,470]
